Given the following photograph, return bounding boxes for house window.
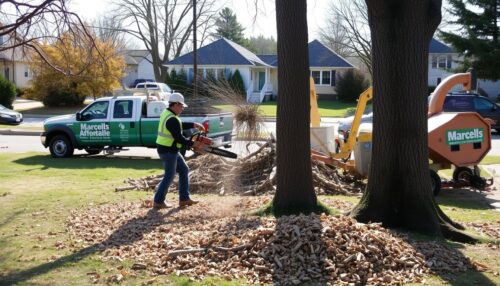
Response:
[311,71,320,84]
[24,67,29,78]
[321,71,331,85]
[432,55,452,69]
[311,70,332,85]
[438,57,446,68]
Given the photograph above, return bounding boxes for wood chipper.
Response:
[311,72,493,195]
[427,72,493,193]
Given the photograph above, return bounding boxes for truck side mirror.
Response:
[76,112,82,121]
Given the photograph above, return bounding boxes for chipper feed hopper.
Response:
[311,72,493,195]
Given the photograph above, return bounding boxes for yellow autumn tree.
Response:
[31,30,125,106]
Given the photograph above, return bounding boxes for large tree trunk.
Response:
[349,0,474,243]
[272,0,317,213]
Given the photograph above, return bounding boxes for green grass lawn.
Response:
[215,100,360,117]
[0,153,498,285]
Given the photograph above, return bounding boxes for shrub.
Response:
[40,86,86,107]
[166,68,192,95]
[18,87,35,100]
[0,75,17,108]
[335,70,369,102]
[230,69,245,95]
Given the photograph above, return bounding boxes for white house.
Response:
[122,50,156,87]
[429,38,500,99]
[164,38,355,102]
[0,35,33,89]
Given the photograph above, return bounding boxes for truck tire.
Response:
[49,135,74,158]
[452,167,473,182]
[430,169,441,196]
[85,148,103,155]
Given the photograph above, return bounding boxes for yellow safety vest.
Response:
[156,109,182,148]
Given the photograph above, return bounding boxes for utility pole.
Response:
[192,0,198,97]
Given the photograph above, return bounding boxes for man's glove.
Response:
[193,122,205,132]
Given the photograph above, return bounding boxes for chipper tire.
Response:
[430,169,441,196]
[452,167,473,182]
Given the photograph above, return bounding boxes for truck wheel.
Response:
[85,148,102,155]
[49,135,74,158]
[452,167,473,182]
[430,169,441,196]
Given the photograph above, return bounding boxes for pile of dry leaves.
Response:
[116,141,364,196]
[66,197,483,285]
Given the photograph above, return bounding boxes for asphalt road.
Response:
[1,117,499,156]
[0,134,269,159]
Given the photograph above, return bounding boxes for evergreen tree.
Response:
[213,8,247,46]
[440,0,500,80]
[229,69,245,95]
[335,70,369,102]
[247,35,277,54]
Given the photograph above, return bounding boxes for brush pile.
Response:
[116,141,364,196]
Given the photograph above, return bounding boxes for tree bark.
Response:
[273,0,317,213]
[349,0,474,243]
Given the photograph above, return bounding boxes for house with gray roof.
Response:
[164,38,354,102]
[122,50,155,88]
[428,38,500,98]
[428,38,457,87]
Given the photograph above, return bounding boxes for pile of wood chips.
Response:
[66,197,481,285]
[116,141,364,196]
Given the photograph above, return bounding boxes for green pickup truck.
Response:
[41,95,233,158]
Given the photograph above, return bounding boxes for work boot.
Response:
[179,199,199,207]
[153,202,173,209]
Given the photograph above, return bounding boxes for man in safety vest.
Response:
[153,93,205,209]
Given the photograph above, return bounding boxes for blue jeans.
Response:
[154,152,190,203]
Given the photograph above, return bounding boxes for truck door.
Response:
[109,99,141,146]
[75,101,112,146]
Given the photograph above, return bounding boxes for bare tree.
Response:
[0,0,96,73]
[320,0,372,77]
[318,11,351,58]
[112,0,218,82]
[92,15,127,51]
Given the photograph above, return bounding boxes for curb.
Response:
[0,129,42,136]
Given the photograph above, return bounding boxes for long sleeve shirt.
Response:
[157,109,195,153]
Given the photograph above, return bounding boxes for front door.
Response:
[258,71,265,91]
